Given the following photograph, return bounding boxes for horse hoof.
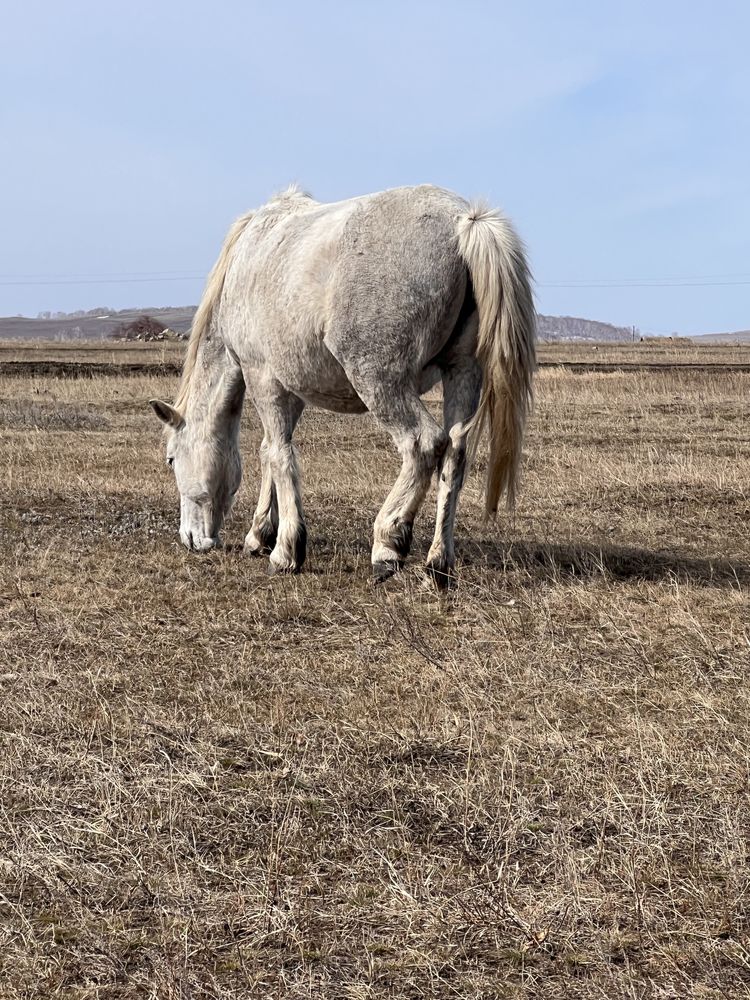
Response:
[245,543,272,557]
[245,527,277,556]
[372,560,402,584]
[424,561,457,591]
[267,561,300,576]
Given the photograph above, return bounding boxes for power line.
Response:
[538,270,750,283]
[538,279,750,288]
[0,269,206,279]
[1,270,750,289]
[0,275,204,287]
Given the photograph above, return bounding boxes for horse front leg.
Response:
[251,387,306,575]
[267,436,306,575]
[244,436,278,555]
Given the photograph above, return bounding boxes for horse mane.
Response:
[268,182,315,204]
[250,184,317,234]
[175,186,316,412]
[174,208,255,412]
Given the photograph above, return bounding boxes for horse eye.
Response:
[167,456,174,468]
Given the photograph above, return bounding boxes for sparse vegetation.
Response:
[0,341,748,998]
[109,314,186,342]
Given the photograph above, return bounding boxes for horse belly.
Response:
[298,387,368,414]
[282,341,368,414]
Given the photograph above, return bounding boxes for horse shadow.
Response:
[458,537,750,588]
[222,515,749,589]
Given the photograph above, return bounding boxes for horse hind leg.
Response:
[373,401,448,580]
[425,355,482,588]
[350,380,448,582]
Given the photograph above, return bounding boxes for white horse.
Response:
[151,185,535,586]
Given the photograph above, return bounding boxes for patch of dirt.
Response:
[5,494,176,544]
[0,401,110,431]
[0,360,181,379]
[4,358,750,381]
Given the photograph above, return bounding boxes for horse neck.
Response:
[185,338,245,442]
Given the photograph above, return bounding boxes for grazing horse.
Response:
[150,184,536,586]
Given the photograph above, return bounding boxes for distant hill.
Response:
[691,329,750,344]
[1,307,747,345]
[0,307,195,342]
[537,315,633,342]
[1,308,635,343]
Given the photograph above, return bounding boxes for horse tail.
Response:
[175,209,255,409]
[456,203,536,516]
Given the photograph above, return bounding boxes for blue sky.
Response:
[1,1,748,334]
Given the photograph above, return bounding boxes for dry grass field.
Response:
[0,340,748,998]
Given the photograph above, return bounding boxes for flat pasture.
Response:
[0,340,748,998]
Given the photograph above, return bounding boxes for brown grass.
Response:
[0,338,184,366]
[0,342,748,998]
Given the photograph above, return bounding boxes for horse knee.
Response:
[405,424,448,473]
[432,427,450,466]
[267,441,298,479]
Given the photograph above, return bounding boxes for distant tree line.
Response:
[37,307,113,320]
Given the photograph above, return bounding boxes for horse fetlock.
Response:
[244,520,277,556]
[244,536,271,557]
[371,537,406,584]
[425,543,456,590]
[424,556,457,590]
[269,522,307,574]
[268,556,301,576]
[372,560,402,585]
[289,521,308,567]
[376,518,413,561]
[268,547,301,575]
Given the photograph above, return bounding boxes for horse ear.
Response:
[149,399,183,428]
